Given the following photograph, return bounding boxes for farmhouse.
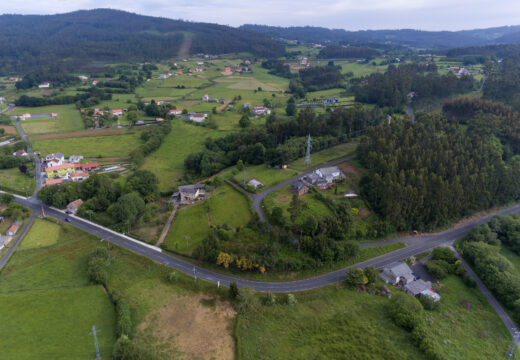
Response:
[68,155,84,164]
[174,184,206,205]
[291,181,309,196]
[45,153,65,166]
[92,80,99,86]
[38,82,50,88]
[111,109,123,116]
[169,109,184,115]
[71,172,90,182]
[21,113,31,119]
[156,117,164,122]
[404,279,441,302]
[45,163,75,178]
[75,163,99,172]
[247,179,264,189]
[78,75,89,80]
[379,262,415,286]
[302,166,345,189]
[344,191,358,198]
[253,105,271,116]
[66,199,83,214]
[6,221,23,236]
[12,149,29,157]
[202,94,210,101]
[189,113,207,122]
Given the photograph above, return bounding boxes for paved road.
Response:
[0,214,35,270]
[251,155,355,221]
[9,194,520,293]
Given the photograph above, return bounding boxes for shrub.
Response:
[87,248,110,285]
[113,335,155,360]
[424,259,451,279]
[431,247,456,264]
[286,293,297,306]
[462,274,477,288]
[364,266,378,284]
[229,281,239,299]
[386,292,423,331]
[116,298,133,337]
[345,268,368,287]
[166,271,177,283]
[419,295,440,311]
[236,287,260,314]
[265,292,277,305]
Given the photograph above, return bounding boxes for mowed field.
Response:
[141,120,226,192]
[164,184,253,254]
[0,219,116,359]
[237,276,514,360]
[0,168,36,195]
[32,131,143,157]
[11,105,84,134]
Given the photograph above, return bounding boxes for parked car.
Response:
[65,217,72,223]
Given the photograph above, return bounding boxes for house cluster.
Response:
[447,66,471,76]
[92,108,125,118]
[0,220,23,250]
[300,166,345,190]
[12,149,29,157]
[243,103,271,116]
[15,112,58,121]
[172,184,206,205]
[379,262,441,302]
[43,153,98,186]
[297,97,339,108]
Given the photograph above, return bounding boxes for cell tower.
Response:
[304,134,312,167]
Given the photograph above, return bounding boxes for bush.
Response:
[116,298,133,337]
[364,266,378,284]
[166,271,177,283]
[286,293,297,306]
[462,274,477,288]
[345,268,368,287]
[419,295,440,311]
[431,247,456,264]
[386,292,423,331]
[87,247,110,285]
[0,193,13,204]
[424,259,451,279]
[113,335,155,360]
[236,287,260,314]
[265,292,277,305]
[229,281,239,299]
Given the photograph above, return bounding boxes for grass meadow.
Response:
[11,105,84,134]
[0,168,36,195]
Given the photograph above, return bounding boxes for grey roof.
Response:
[179,184,204,194]
[248,179,263,188]
[405,280,432,296]
[291,181,307,191]
[318,166,343,178]
[384,262,413,278]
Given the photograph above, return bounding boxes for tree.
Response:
[236,159,244,171]
[288,194,306,222]
[111,192,145,225]
[127,110,138,123]
[345,268,368,287]
[386,292,424,331]
[229,281,239,299]
[364,266,378,284]
[286,97,297,116]
[239,114,251,128]
[270,207,285,226]
[124,170,159,202]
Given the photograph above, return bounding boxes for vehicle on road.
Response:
[65,217,72,223]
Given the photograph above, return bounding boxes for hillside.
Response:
[0,9,285,72]
[240,24,520,49]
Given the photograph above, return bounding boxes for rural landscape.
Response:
[1,5,520,360]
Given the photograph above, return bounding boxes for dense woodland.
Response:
[353,63,475,109]
[0,9,284,73]
[318,45,379,59]
[358,110,520,230]
[483,57,520,108]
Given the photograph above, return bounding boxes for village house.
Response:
[379,262,415,286]
[156,117,164,122]
[253,105,271,116]
[45,163,76,178]
[247,179,264,189]
[66,199,83,214]
[75,163,99,173]
[344,191,358,198]
[12,149,29,157]
[68,155,84,164]
[169,109,184,116]
[21,113,31,119]
[404,279,441,302]
[45,153,65,166]
[111,109,123,116]
[173,184,206,205]
[38,82,50,89]
[6,221,23,236]
[302,166,345,189]
[291,181,309,196]
[202,94,210,101]
[189,113,207,122]
[78,75,89,80]
[92,80,99,86]
[70,172,90,182]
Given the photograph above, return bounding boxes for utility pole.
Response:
[304,134,311,167]
[90,325,101,359]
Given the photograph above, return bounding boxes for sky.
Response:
[1,0,520,31]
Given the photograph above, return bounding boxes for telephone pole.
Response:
[90,325,101,359]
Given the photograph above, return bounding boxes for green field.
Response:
[141,120,225,192]
[237,276,514,360]
[32,131,143,157]
[18,218,60,250]
[231,164,299,190]
[0,220,116,359]
[164,202,212,254]
[11,105,84,134]
[0,167,36,195]
[336,59,388,77]
[289,141,358,171]
[209,184,253,228]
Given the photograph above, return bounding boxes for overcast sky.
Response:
[1,0,520,31]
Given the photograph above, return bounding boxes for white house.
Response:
[253,105,271,116]
[189,113,207,122]
[247,179,264,189]
[12,149,28,157]
[45,153,65,166]
[38,82,50,89]
[169,109,184,116]
[78,75,89,80]
[202,94,210,101]
[68,155,84,164]
[111,109,123,116]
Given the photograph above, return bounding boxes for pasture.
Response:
[11,105,84,134]
[18,218,60,250]
[0,168,36,195]
[32,131,143,157]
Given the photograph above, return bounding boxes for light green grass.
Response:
[0,287,116,360]
[32,131,143,157]
[336,60,388,77]
[164,202,211,254]
[231,164,299,189]
[19,218,60,250]
[141,120,225,192]
[289,141,358,172]
[209,184,252,228]
[11,105,84,134]
[0,168,36,195]
[237,275,514,360]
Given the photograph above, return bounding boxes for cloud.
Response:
[1,0,519,31]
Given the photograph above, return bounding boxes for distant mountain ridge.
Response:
[239,24,520,49]
[0,9,285,72]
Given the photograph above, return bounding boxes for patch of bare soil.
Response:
[276,194,291,203]
[180,100,201,107]
[216,99,231,112]
[0,125,16,134]
[338,162,360,178]
[139,295,236,360]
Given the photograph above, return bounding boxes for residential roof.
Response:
[179,184,205,194]
[70,172,90,178]
[45,163,75,172]
[318,166,343,178]
[384,262,414,279]
[75,163,99,170]
[291,181,307,191]
[45,178,64,186]
[405,279,431,296]
[248,179,263,188]
[68,199,84,209]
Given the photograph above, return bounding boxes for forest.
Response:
[318,45,379,59]
[0,9,284,73]
[358,112,520,230]
[352,63,475,109]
